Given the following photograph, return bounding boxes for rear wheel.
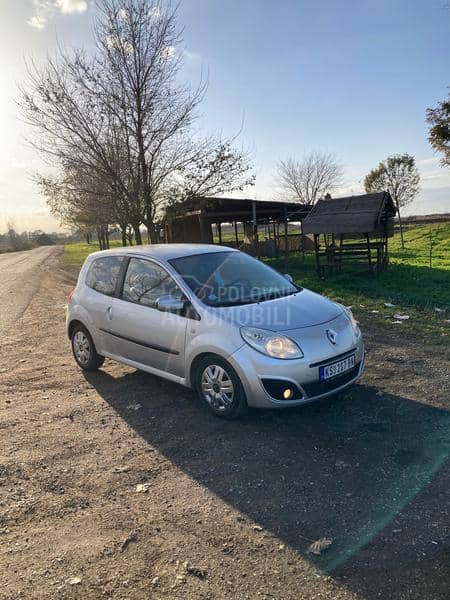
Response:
[71,324,104,371]
[194,355,247,419]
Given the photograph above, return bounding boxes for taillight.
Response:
[67,288,75,302]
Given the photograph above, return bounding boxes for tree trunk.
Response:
[396,201,405,249]
[126,225,134,246]
[133,223,142,245]
[145,220,158,244]
[120,224,127,247]
[96,228,104,249]
[105,227,110,249]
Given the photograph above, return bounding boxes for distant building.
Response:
[164,196,313,257]
[302,191,396,276]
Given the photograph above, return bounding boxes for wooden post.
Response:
[199,214,206,243]
[300,219,305,260]
[284,206,288,262]
[338,234,344,272]
[385,235,388,269]
[234,221,239,245]
[366,234,372,272]
[218,222,222,245]
[252,201,258,256]
[314,234,321,277]
[273,221,278,256]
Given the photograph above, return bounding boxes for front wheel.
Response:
[71,324,105,371]
[194,356,248,419]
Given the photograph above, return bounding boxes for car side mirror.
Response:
[156,294,187,314]
[284,273,294,284]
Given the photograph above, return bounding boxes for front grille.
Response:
[301,363,361,398]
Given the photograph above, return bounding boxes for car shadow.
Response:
[84,367,450,599]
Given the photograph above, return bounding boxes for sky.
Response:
[0,0,449,232]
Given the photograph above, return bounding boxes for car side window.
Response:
[85,256,123,297]
[122,258,185,308]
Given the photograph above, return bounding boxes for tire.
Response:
[194,355,248,419]
[71,323,105,371]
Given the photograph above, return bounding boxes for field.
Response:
[268,223,450,346]
[63,223,450,347]
[63,239,123,265]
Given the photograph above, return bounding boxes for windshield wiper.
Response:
[254,289,298,303]
[212,297,256,307]
[212,289,299,307]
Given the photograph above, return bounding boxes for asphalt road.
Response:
[0,245,63,334]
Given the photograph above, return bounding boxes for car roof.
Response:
[86,243,236,262]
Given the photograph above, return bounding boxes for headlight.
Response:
[240,327,303,359]
[343,307,361,337]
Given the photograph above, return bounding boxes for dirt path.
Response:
[0,263,448,599]
[0,246,62,334]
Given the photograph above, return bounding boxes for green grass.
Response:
[266,223,450,309]
[266,222,450,346]
[63,239,122,265]
[63,223,450,346]
[389,222,450,269]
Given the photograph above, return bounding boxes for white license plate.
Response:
[320,355,355,380]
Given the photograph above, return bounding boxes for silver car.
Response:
[67,244,365,418]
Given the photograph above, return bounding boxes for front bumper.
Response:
[228,339,365,408]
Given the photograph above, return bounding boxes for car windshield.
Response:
[169,251,300,307]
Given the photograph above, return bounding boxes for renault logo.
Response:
[326,329,337,345]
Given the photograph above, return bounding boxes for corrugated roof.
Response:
[302,192,396,235]
[165,196,313,222]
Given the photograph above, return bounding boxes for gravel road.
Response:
[0,257,448,599]
[0,246,62,334]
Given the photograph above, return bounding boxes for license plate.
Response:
[320,355,355,380]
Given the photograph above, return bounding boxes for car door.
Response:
[82,255,124,356]
[107,257,188,377]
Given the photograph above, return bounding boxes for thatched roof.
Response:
[302,192,396,235]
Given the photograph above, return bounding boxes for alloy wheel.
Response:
[73,330,91,366]
[201,364,235,412]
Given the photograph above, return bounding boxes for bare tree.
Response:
[276,151,344,205]
[20,0,254,244]
[364,154,420,249]
[37,166,115,249]
[4,221,31,252]
[165,138,254,205]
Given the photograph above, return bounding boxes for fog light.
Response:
[283,388,294,400]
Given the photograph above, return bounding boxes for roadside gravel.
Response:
[0,262,448,599]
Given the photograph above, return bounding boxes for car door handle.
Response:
[106,306,113,320]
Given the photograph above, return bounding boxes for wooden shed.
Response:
[302,191,396,276]
[164,197,313,257]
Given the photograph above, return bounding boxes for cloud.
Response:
[417,156,450,190]
[184,50,202,62]
[56,0,88,14]
[28,14,48,29]
[105,33,134,54]
[149,6,161,19]
[162,45,177,59]
[28,0,88,30]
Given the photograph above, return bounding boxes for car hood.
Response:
[211,288,343,331]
